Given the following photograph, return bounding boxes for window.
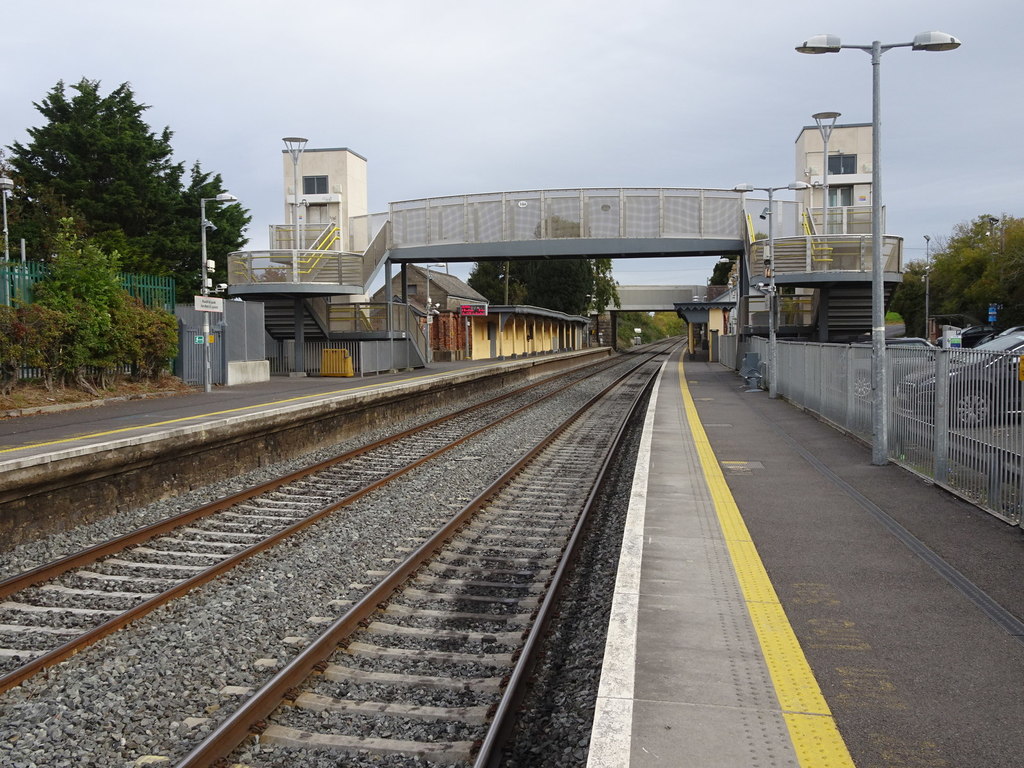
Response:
[828,187,853,207]
[827,154,857,175]
[303,175,328,194]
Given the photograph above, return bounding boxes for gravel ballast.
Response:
[0,357,651,767]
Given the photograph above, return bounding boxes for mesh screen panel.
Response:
[544,193,581,237]
[429,201,466,243]
[507,193,542,240]
[585,194,620,238]
[663,193,701,236]
[623,191,661,237]
[468,196,504,242]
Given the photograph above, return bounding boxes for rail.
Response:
[226,249,364,285]
[750,234,903,275]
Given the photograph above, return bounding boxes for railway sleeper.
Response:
[287,691,491,724]
[343,640,513,668]
[257,722,476,763]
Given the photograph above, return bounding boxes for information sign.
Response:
[460,304,488,316]
[194,296,225,313]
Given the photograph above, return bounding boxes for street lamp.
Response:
[733,182,811,399]
[199,192,238,393]
[424,263,445,363]
[0,177,12,307]
[0,176,12,263]
[924,234,931,341]
[797,30,961,466]
[812,111,840,234]
[282,136,308,264]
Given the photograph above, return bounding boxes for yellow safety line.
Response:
[0,365,494,455]
[678,359,855,768]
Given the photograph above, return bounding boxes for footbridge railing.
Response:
[387,187,748,248]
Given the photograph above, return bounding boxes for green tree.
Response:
[468,261,527,305]
[6,78,249,293]
[616,311,685,347]
[34,220,128,393]
[888,261,927,336]
[898,215,1024,332]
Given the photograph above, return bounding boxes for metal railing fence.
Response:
[748,234,903,275]
[1,262,175,311]
[720,337,1024,526]
[388,187,749,248]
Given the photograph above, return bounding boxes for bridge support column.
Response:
[291,297,307,377]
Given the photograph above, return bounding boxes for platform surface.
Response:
[590,351,1024,768]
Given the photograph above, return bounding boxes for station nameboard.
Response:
[460,304,488,316]
[194,296,225,313]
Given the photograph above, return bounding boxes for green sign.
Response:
[194,335,204,345]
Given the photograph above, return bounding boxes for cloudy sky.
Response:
[0,0,1017,288]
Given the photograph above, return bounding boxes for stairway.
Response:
[261,297,330,341]
[823,285,896,342]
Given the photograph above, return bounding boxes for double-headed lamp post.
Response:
[733,182,811,399]
[797,30,960,466]
[199,192,238,393]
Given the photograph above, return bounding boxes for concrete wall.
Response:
[281,147,368,246]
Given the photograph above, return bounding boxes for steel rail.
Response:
[0,355,625,694]
[473,359,662,767]
[172,348,671,768]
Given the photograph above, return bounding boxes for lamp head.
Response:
[0,177,13,192]
[787,182,811,191]
[912,31,961,51]
[214,192,237,203]
[733,184,754,193]
[812,111,841,121]
[796,34,841,54]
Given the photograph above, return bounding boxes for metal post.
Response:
[766,188,778,398]
[0,177,12,308]
[870,40,888,465]
[425,267,432,364]
[924,234,931,340]
[200,197,211,393]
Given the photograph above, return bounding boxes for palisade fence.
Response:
[0,261,175,311]
[720,336,1024,527]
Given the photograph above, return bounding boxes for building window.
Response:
[303,175,328,194]
[827,154,857,175]
[828,187,853,207]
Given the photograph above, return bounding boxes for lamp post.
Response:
[923,234,931,341]
[0,176,12,262]
[733,182,811,399]
[282,136,308,264]
[797,30,961,466]
[199,192,238,393]
[0,177,12,307]
[424,263,445,363]
[812,111,840,234]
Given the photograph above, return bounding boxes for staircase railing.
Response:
[749,234,902,275]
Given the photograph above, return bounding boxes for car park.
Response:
[895,331,1024,427]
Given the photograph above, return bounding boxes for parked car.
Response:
[895,331,1024,427]
[849,338,935,399]
[959,325,997,348]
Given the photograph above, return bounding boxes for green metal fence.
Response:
[0,261,175,311]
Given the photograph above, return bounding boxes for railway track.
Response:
[0,346,670,697]
[174,348,665,767]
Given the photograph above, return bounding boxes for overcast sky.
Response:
[1,0,1018,289]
